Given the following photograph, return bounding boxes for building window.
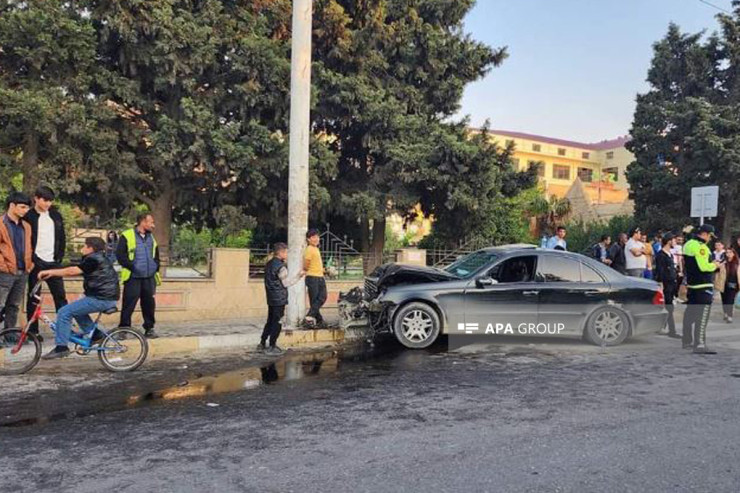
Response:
[577,167,593,182]
[552,164,570,180]
[582,152,590,160]
[557,148,566,156]
[603,167,619,182]
[606,151,614,159]
[528,160,545,177]
[532,143,542,152]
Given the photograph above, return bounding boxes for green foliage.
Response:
[628,5,740,240]
[564,215,635,254]
[171,225,254,265]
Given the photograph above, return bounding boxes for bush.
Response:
[564,215,634,254]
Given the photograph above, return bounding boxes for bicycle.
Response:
[0,282,148,375]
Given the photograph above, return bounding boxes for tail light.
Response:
[652,290,665,306]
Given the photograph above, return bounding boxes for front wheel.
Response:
[393,302,441,349]
[0,329,41,375]
[98,328,148,372]
[584,306,630,346]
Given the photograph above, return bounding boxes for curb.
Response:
[145,328,369,359]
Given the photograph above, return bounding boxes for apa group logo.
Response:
[457,323,479,334]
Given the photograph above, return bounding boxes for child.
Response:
[260,242,304,354]
[40,237,120,359]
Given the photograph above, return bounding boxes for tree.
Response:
[526,193,572,237]
[87,0,295,253]
[311,0,532,263]
[0,0,116,195]
[627,7,740,240]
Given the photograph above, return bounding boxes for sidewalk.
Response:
[37,315,370,360]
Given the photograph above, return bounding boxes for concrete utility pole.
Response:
[286,0,313,327]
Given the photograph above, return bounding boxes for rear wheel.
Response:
[98,328,148,372]
[0,329,41,375]
[584,306,630,346]
[393,302,441,349]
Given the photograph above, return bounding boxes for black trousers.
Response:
[682,288,713,347]
[27,259,67,334]
[305,276,327,323]
[662,281,677,334]
[261,305,285,347]
[722,286,737,318]
[120,277,156,330]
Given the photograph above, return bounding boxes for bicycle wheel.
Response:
[97,328,148,372]
[0,329,41,375]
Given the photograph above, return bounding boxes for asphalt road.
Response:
[1,332,740,492]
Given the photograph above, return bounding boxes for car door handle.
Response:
[522,290,539,296]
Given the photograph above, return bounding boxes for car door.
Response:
[463,255,540,334]
[536,254,611,335]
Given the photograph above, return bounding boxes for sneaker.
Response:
[693,345,718,355]
[257,342,266,352]
[666,332,681,339]
[727,317,733,324]
[144,328,159,339]
[266,346,284,355]
[682,343,693,349]
[41,346,70,360]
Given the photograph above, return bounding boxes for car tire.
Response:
[393,302,441,349]
[584,306,630,346]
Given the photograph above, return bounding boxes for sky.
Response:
[459,0,732,143]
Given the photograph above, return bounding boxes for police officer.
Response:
[682,224,722,354]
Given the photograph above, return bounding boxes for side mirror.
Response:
[476,277,498,288]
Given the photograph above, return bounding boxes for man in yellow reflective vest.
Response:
[682,224,722,354]
[116,212,161,338]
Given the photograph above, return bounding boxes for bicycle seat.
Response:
[101,307,119,315]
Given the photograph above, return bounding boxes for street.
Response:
[2,313,740,492]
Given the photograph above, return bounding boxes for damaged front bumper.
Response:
[338,286,396,333]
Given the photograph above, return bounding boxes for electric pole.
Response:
[286,0,312,327]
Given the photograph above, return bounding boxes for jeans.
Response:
[55,296,117,346]
[0,272,28,328]
[261,305,285,347]
[27,259,68,333]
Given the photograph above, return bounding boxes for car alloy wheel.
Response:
[393,302,441,349]
[585,306,629,346]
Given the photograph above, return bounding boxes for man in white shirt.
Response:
[545,226,567,251]
[24,186,67,339]
[625,227,647,278]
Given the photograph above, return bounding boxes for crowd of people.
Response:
[544,223,740,354]
[0,187,330,359]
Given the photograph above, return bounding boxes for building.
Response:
[487,130,635,221]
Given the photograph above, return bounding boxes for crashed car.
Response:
[339,245,668,349]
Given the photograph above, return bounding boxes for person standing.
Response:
[303,229,327,328]
[105,230,119,264]
[117,213,160,338]
[720,248,739,323]
[641,232,654,279]
[591,235,612,265]
[608,233,628,274]
[625,227,646,278]
[546,226,567,251]
[260,243,305,354]
[24,186,67,340]
[682,224,721,354]
[655,233,680,339]
[712,241,726,263]
[0,192,34,341]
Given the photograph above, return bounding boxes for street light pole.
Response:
[286,0,313,327]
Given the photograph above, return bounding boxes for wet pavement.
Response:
[2,329,740,492]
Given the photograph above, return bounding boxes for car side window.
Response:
[536,256,580,282]
[489,256,537,283]
[581,263,605,283]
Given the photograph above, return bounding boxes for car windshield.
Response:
[443,251,498,279]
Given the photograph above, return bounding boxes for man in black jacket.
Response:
[260,243,304,354]
[23,186,67,339]
[38,237,119,360]
[607,233,628,274]
[655,233,681,339]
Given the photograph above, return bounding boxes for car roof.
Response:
[480,244,538,253]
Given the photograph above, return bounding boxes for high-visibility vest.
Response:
[119,228,162,286]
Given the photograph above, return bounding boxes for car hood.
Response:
[370,263,459,289]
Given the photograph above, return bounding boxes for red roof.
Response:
[486,129,631,151]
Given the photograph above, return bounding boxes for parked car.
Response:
[339,245,668,349]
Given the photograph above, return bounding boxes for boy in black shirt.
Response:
[39,237,120,359]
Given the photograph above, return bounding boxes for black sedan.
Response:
[339,245,668,349]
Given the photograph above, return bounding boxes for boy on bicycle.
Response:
[39,237,120,359]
